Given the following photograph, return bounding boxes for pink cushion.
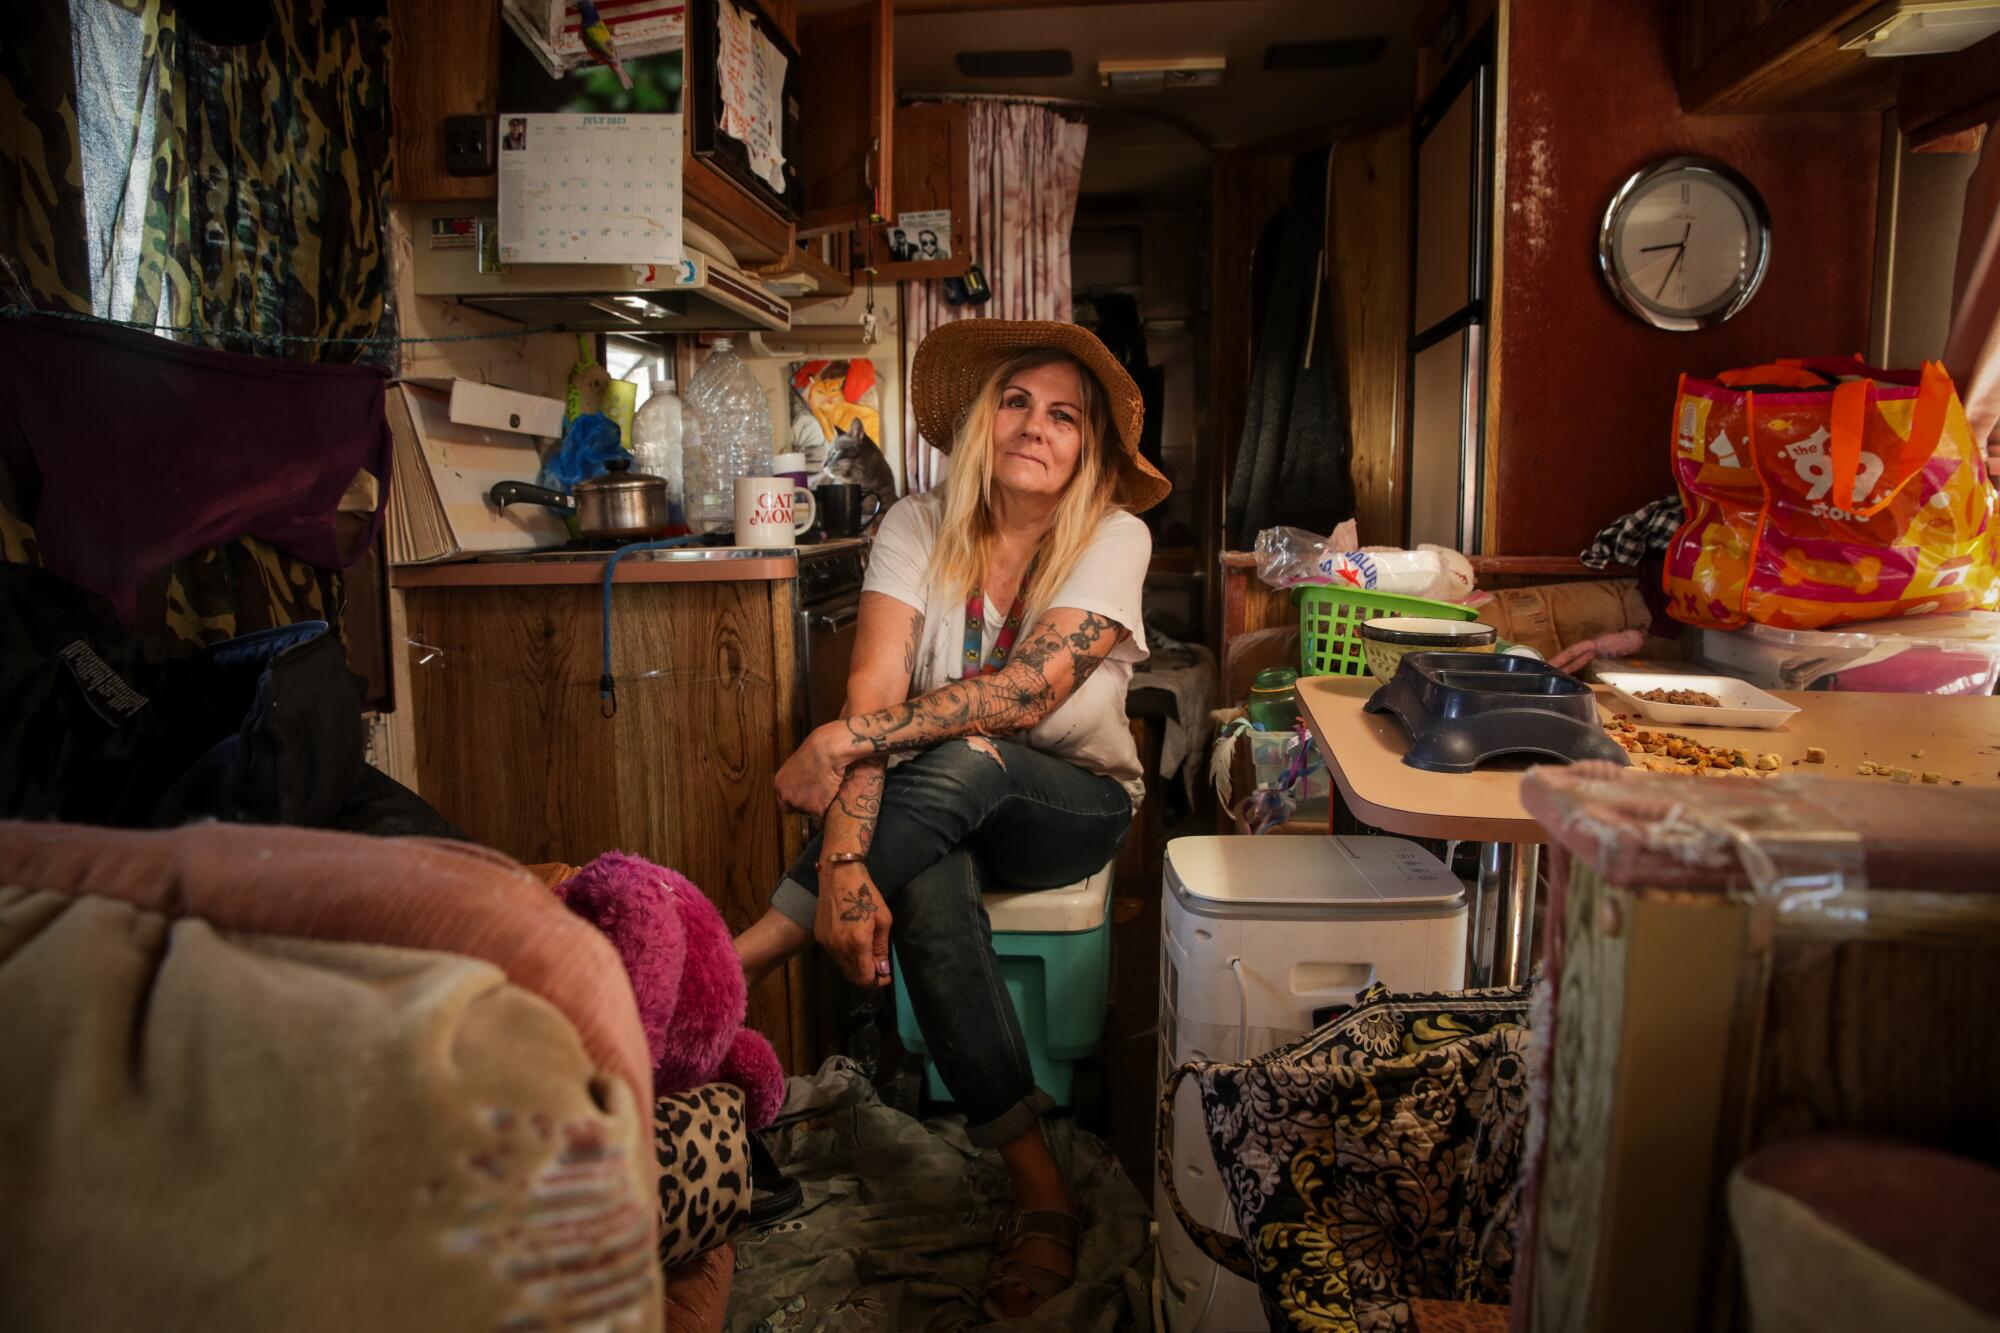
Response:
[0,821,653,1117]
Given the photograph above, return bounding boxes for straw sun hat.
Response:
[910,319,1172,513]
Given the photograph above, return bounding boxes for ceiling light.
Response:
[1096,57,1225,94]
[1838,1,2000,55]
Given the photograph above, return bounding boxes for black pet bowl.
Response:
[1363,651,1631,773]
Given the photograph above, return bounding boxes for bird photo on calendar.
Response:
[576,0,633,89]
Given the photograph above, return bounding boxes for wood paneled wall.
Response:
[1331,124,1413,548]
[1490,0,1880,557]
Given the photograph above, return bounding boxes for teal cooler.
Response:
[893,863,1115,1107]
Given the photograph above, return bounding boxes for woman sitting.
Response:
[734,319,1168,1318]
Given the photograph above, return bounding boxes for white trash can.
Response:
[1154,834,1469,1333]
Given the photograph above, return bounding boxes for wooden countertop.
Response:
[1299,674,2000,844]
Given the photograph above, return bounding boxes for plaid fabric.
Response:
[1580,496,1683,569]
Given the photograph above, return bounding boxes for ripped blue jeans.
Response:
[771,737,1132,1147]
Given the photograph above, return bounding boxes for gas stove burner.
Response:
[563,535,688,552]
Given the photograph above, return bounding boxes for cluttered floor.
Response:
[731,1062,1155,1333]
[727,809,1190,1331]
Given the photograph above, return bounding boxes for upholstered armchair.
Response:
[0,822,744,1332]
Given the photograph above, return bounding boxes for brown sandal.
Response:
[980,1208,1080,1320]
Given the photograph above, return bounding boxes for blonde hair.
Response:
[927,349,1122,620]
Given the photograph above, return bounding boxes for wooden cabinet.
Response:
[401,573,818,1074]
[874,101,972,282]
[389,0,501,203]
[797,0,894,235]
[387,0,886,268]
[679,0,797,264]
[1680,0,1898,114]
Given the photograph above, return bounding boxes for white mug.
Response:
[734,476,815,548]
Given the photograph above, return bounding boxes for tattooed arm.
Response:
[775,592,921,985]
[836,606,1129,760]
[816,758,893,986]
[775,592,921,819]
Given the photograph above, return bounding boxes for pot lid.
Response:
[576,457,664,492]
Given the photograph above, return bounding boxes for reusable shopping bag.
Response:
[1664,357,1999,631]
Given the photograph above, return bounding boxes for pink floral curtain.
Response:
[901,100,1089,492]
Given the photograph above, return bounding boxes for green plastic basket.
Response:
[1296,585,1480,677]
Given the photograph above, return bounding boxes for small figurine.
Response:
[576,0,632,90]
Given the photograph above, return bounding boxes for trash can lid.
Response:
[1164,835,1462,914]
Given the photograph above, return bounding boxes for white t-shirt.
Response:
[863,489,1151,805]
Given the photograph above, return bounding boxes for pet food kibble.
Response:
[1805,747,1827,764]
[1922,771,1942,784]
[1756,753,1781,771]
[1636,687,1722,708]
[1602,718,1783,777]
[1857,762,1877,775]
[1892,768,1913,783]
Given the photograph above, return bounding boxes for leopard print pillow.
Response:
[655,1083,751,1268]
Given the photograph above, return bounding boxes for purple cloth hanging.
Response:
[0,314,391,621]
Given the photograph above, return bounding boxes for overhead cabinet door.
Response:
[797,0,893,234]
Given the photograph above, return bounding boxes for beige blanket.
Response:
[0,821,662,1332]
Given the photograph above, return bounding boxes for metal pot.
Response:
[489,459,672,539]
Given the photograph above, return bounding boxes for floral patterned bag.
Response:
[1156,983,1532,1332]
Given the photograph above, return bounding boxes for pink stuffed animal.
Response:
[555,851,786,1128]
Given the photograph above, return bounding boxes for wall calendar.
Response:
[496,112,683,265]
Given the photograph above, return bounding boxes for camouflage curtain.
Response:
[0,0,393,647]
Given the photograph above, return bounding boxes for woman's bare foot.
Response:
[984,1125,1077,1318]
[733,909,813,989]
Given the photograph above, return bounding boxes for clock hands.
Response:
[1654,222,1691,301]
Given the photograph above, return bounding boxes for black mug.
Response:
[814,482,883,538]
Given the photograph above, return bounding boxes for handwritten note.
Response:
[715,0,787,195]
[496,113,683,265]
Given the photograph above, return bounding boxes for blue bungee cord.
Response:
[600,537,699,716]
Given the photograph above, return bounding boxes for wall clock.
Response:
[1598,156,1771,332]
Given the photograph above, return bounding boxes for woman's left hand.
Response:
[774,722,856,816]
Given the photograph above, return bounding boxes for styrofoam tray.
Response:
[1596,671,1800,730]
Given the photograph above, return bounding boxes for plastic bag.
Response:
[1315,544,1476,602]
[541,412,628,493]
[1253,519,1359,589]
[1665,357,1999,630]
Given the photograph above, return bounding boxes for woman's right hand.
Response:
[775,722,854,816]
[816,861,893,987]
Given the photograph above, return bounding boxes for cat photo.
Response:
[789,358,895,528]
[819,418,897,530]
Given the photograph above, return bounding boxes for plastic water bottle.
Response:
[681,337,774,535]
[630,373,701,530]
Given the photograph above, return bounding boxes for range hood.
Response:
[410,206,791,334]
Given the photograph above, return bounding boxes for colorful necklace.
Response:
[962,555,1040,679]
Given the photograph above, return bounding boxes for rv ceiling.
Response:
[853,0,1418,198]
